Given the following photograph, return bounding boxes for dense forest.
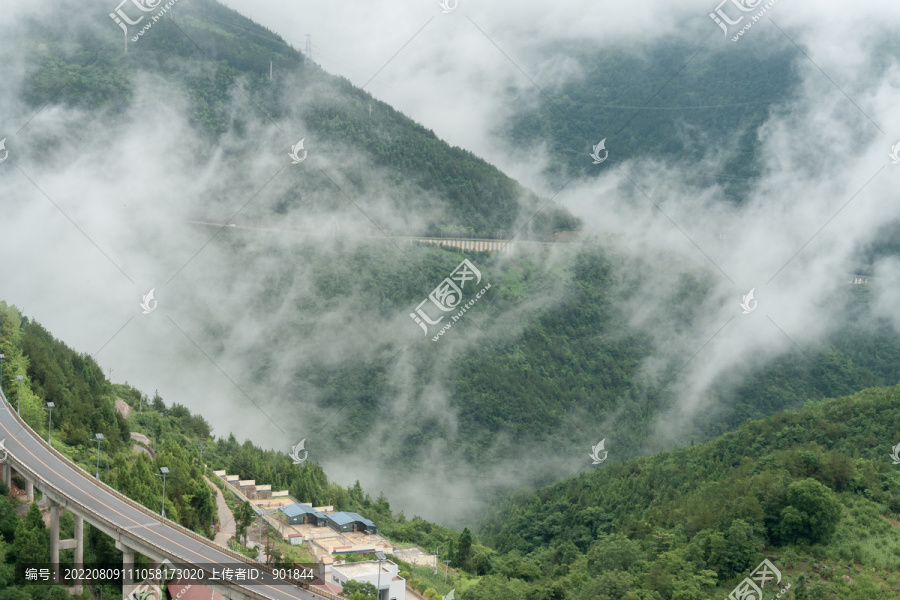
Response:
[503,35,799,198]
[0,301,468,599]
[2,302,900,600]
[12,0,576,239]
[209,235,900,477]
[5,2,900,598]
[4,0,900,510]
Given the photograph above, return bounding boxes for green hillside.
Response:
[502,35,798,197]
[4,302,900,600]
[0,301,464,598]
[9,0,575,238]
[457,384,900,599]
[8,0,900,493]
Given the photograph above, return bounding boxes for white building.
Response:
[331,559,405,600]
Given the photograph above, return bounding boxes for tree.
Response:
[0,490,19,543]
[0,537,14,589]
[151,390,166,414]
[13,503,49,566]
[236,501,255,545]
[342,580,377,598]
[776,479,841,544]
[456,527,475,571]
[724,519,763,576]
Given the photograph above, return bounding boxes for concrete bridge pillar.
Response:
[70,515,83,594]
[1,463,9,488]
[24,478,33,501]
[148,559,162,599]
[122,546,135,599]
[49,500,60,582]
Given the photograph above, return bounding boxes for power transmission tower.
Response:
[305,34,312,64]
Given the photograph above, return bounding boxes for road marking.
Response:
[124,522,160,530]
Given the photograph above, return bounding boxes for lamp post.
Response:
[257,509,264,563]
[16,375,23,414]
[93,434,104,478]
[44,402,54,443]
[255,507,280,563]
[375,550,385,600]
[157,467,169,518]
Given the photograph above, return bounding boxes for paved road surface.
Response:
[205,476,236,547]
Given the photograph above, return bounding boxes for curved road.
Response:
[0,391,334,600]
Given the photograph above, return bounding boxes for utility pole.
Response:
[433,550,438,576]
[305,34,312,64]
[269,60,273,81]
[443,560,450,584]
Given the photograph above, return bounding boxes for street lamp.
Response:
[157,467,169,518]
[376,550,386,600]
[44,402,54,443]
[256,507,280,563]
[16,375,23,414]
[93,434,105,478]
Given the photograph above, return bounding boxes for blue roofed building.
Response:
[280,503,328,526]
[326,511,377,534]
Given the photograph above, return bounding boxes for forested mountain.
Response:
[4,303,900,600]
[457,384,900,599]
[9,0,575,238]
[502,35,799,197]
[0,301,466,598]
[6,0,900,532]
